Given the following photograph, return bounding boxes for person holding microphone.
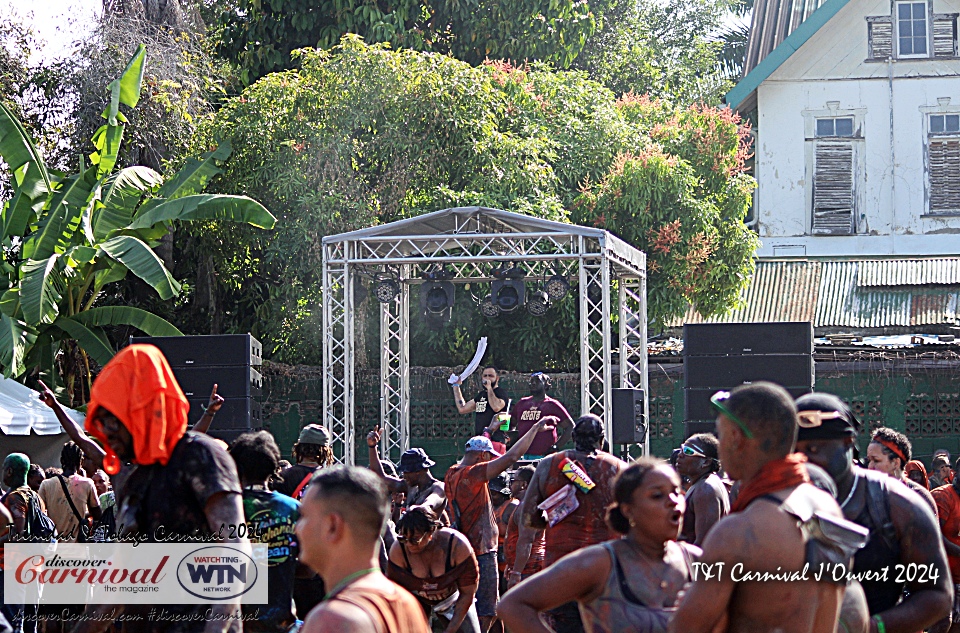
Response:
[453,366,509,437]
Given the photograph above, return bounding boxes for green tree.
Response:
[212,0,597,85]
[0,45,275,403]
[184,39,755,367]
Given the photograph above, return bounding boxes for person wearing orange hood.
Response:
[40,344,245,633]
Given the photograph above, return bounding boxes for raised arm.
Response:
[365,427,405,493]
[37,380,106,468]
[191,384,224,434]
[485,418,555,479]
[486,383,505,414]
[497,545,610,633]
[453,381,477,415]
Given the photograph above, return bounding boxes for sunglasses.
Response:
[710,391,754,439]
[94,412,123,435]
[397,532,430,545]
[797,410,846,428]
[531,372,545,378]
[681,444,708,458]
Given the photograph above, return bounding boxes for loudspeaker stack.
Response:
[129,334,263,444]
[612,388,646,445]
[683,322,814,437]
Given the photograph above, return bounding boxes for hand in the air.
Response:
[37,380,57,409]
[366,426,382,448]
[206,384,224,415]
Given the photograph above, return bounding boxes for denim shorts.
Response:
[475,551,500,617]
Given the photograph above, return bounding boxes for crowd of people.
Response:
[1,347,959,633]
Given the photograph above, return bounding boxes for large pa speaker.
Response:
[683,322,813,356]
[130,334,262,432]
[612,388,646,445]
[682,322,814,421]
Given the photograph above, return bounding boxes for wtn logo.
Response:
[176,547,260,600]
[185,563,247,585]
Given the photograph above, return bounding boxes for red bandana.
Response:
[875,438,907,465]
[731,453,810,513]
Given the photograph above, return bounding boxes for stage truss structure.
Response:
[322,207,648,464]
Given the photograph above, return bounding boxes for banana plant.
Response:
[0,45,276,402]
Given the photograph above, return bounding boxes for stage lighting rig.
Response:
[480,294,501,318]
[491,265,526,313]
[420,267,455,323]
[374,272,401,303]
[526,288,550,316]
[544,261,571,301]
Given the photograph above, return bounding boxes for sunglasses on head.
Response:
[796,410,846,428]
[681,444,708,458]
[531,372,545,378]
[710,391,754,439]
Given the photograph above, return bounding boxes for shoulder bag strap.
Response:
[57,475,85,524]
[292,472,314,500]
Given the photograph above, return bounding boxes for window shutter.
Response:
[929,139,960,211]
[933,14,958,57]
[813,141,855,234]
[868,18,893,59]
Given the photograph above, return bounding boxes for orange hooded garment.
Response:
[84,344,189,475]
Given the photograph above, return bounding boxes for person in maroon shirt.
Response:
[510,373,575,458]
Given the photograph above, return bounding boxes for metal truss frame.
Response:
[322,207,648,464]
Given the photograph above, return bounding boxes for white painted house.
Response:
[727,0,960,258]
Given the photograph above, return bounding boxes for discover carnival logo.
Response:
[4,543,268,605]
[176,546,259,600]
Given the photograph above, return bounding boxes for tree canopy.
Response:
[184,38,756,368]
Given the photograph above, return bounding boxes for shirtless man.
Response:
[794,392,952,633]
[676,433,729,546]
[367,427,447,516]
[671,383,847,633]
[297,466,429,633]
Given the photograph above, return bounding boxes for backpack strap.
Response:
[57,475,88,540]
[292,472,314,500]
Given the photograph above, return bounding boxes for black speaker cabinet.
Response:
[129,334,262,367]
[612,388,646,444]
[685,354,814,389]
[683,322,813,356]
[684,385,813,420]
[684,421,717,438]
[172,365,263,399]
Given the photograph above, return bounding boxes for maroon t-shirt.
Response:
[512,395,571,455]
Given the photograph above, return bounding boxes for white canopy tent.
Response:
[0,378,84,468]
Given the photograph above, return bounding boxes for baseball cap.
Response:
[464,436,502,456]
[398,448,436,473]
[795,393,860,441]
[489,475,511,496]
[298,424,332,446]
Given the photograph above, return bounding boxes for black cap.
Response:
[488,475,511,496]
[397,448,436,473]
[795,392,861,441]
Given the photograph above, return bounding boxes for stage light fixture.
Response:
[491,265,526,313]
[480,294,501,318]
[419,267,455,320]
[374,275,401,303]
[544,272,570,301]
[526,288,550,316]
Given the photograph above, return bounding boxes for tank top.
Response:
[540,451,625,566]
[328,576,430,633]
[387,531,480,610]
[847,470,903,614]
[579,541,694,633]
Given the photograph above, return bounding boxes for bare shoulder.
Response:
[302,600,377,633]
[698,512,751,561]
[444,528,476,561]
[885,475,938,523]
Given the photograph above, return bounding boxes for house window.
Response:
[928,114,960,213]
[812,117,857,234]
[897,1,929,57]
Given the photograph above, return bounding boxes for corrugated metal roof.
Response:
[743,0,830,76]
[678,260,821,325]
[857,258,960,287]
[676,258,960,328]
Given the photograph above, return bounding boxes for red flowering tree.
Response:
[572,95,758,327]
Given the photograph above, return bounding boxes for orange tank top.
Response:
[330,577,431,633]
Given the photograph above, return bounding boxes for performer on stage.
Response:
[454,366,509,437]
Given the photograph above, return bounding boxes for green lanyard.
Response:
[324,568,380,600]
